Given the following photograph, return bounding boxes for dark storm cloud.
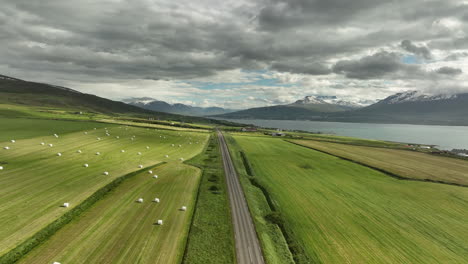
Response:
[401,40,432,60]
[332,51,423,80]
[0,0,466,101]
[436,66,462,75]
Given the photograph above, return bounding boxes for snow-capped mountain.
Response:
[293,95,372,108]
[379,91,458,104]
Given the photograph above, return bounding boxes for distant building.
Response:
[241,127,257,132]
[271,132,286,136]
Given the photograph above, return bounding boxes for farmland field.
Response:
[229,135,468,263]
[18,162,200,264]
[0,117,112,141]
[292,140,468,186]
[0,124,208,256]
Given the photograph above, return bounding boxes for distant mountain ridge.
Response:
[123,97,237,116]
[215,91,468,126]
[214,95,366,120]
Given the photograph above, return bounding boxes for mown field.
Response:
[292,140,468,186]
[0,117,111,142]
[18,162,200,264]
[230,135,468,263]
[0,121,208,256]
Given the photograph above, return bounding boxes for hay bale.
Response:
[153,175,158,179]
[157,220,163,225]
[121,150,125,153]
[96,152,100,155]
[48,144,53,147]
[40,142,45,145]
[137,198,144,203]
[137,152,142,155]
[53,262,61,264]
[148,170,153,174]
[97,137,101,140]
[171,144,175,147]
[181,206,187,211]
[84,164,89,168]
[103,171,109,175]
[138,165,143,168]
[62,203,69,208]
[165,155,169,158]
[154,198,160,203]
[146,146,150,149]
[0,166,3,170]
[10,140,15,143]
[77,150,82,153]
[3,146,10,150]
[116,136,120,139]
[179,158,184,161]
[54,134,59,138]
[57,153,62,157]
[84,132,88,135]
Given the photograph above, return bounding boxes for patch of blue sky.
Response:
[401,55,420,64]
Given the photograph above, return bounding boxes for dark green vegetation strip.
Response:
[225,134,295,264]
[288,140,468,188]
[0,163,165,264]
[182,134,236,264]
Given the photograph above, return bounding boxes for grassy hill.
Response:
[0,74,237,127]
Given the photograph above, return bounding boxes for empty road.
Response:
[217,130,265,264]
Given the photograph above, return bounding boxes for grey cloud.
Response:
[436,66,462,75]
[271,61,331,75]
[401,40,432,60]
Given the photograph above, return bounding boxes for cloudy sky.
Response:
[1,0,467,108]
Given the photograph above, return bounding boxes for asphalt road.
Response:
[217,130,265,264]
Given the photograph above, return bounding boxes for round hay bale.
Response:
[103,171,109,175]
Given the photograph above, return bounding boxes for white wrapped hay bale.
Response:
[77,150,82,153]
[48,144,53,147]
[3,146,10,150]
[40,142,45,145]
[10,140,15,143]
[84,132,88,135]
[57,153,62,157]
[181,206,187,211]
[148,170,153,174]
[0,166,3,170]
[97,137,101,140]
[96,152,100,155]
[121,150,125,153]
[54,134,59,138]
[154,198,160,203]
[138,165,143,168]
[179,158,184,161]
[83,164,89,168]
[137,152,142,155]
[62,203,69,208]
[153,175,158,179]
[157,219,163,225]
[137,198,144,203]
[103,171,109,175]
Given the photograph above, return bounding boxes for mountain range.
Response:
[214,91,468,126]
[123,97,236,116]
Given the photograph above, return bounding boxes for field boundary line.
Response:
[287,140,468,188]
[0,162,166,264]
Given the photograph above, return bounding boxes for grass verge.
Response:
[224,133,295,264]
[182,134,236,264]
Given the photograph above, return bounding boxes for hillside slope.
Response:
[123,97,236,116]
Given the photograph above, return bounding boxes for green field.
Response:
[18,162,200,264]
[0,123,208,256]
[229,135,468,263]
[292,140,468,186]
[0,117,112,142]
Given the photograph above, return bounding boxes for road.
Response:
[217,130,265,264]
